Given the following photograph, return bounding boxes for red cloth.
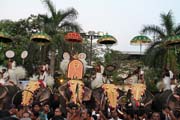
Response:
[38,79,45,88]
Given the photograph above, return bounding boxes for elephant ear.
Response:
[0,86,8,100]
[83,87,92,101]
[58,83,69,101]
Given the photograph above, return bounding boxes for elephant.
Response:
[0,85,20,110]
[151,86,180,112]
[118,84,154,111]
[58,80,92,104]
[91,84,125,109]
[12,81,53,107]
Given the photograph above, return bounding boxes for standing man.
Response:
[0,68,9,85]
[162,67,171,91]
[2,68,9,84]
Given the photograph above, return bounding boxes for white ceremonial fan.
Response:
[78,53,86,60]
[21,51,28,59]
[5,50,15,58]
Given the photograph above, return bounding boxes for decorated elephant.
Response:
[152,85,180,112]
[0,85,20,109]
[92,84,124,110]
[118,84,154,111]
[58,80,92,104]
[59,52,92,103]
[11,78,53,108]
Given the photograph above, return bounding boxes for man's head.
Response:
[54,107,62,116]
[42,103,50,113]
[152,112,160,120]
[32,102,41,112]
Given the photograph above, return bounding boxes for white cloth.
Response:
[163,76,171,91]
[60,59,70,74]
[100,65,104,74]
[169,70,173,79]
[39,71,48,81]
[91,73,104,89]
[171,84,176,92]
[8,69,18,85]
[11,61,16,70]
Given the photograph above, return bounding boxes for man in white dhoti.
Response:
[91,63,105,89]
[8,59,18,85]
[0,68,9,85]
[162,68,171,91]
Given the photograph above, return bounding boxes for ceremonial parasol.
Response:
[97,34,117,45]
[130,35,151,54]
[64,32,82,43]
[31,32,51,63]
[97,34,117,54]
[0,31,12,44]
[30,32,51,46]
[165,35,180,59]
[64,32,83,54]
[165,35,180,47]
[0,31,12,50]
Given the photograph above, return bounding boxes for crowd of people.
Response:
[0,56,180,119]
[0,99,180,120]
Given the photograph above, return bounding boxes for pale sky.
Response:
[0,0,180,52]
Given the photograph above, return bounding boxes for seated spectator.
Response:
[51,107,65,120]
[80,109,93,120]
[66,103,81,120]
[20,111,31,120]
[151,112,160,120]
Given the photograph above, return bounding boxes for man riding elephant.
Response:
[59,52,92,107]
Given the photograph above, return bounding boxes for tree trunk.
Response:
[50,50,55,76]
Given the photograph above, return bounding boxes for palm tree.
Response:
[38,0,81,75]
[141,11,180,73]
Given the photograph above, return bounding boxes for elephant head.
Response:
[33,87,52,105]
[21,80,40,106]
[102,84,119,109]
[130,84,146,102]
[59,80,92,104]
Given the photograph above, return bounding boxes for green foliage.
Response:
[144,68,162,93]
[141,11,180,73]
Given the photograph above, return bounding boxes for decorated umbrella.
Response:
[97,34,117,45]
[64,32,82,43]
[64,32,83,54]
[97,34,117,54]
[165,35,180,47]
[31,32,51,63]
[130,35,151,54]
[0,31,12,49]
[30,32,51,46]
[165,35,180,72]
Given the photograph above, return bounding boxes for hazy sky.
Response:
[0,0,180,52]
